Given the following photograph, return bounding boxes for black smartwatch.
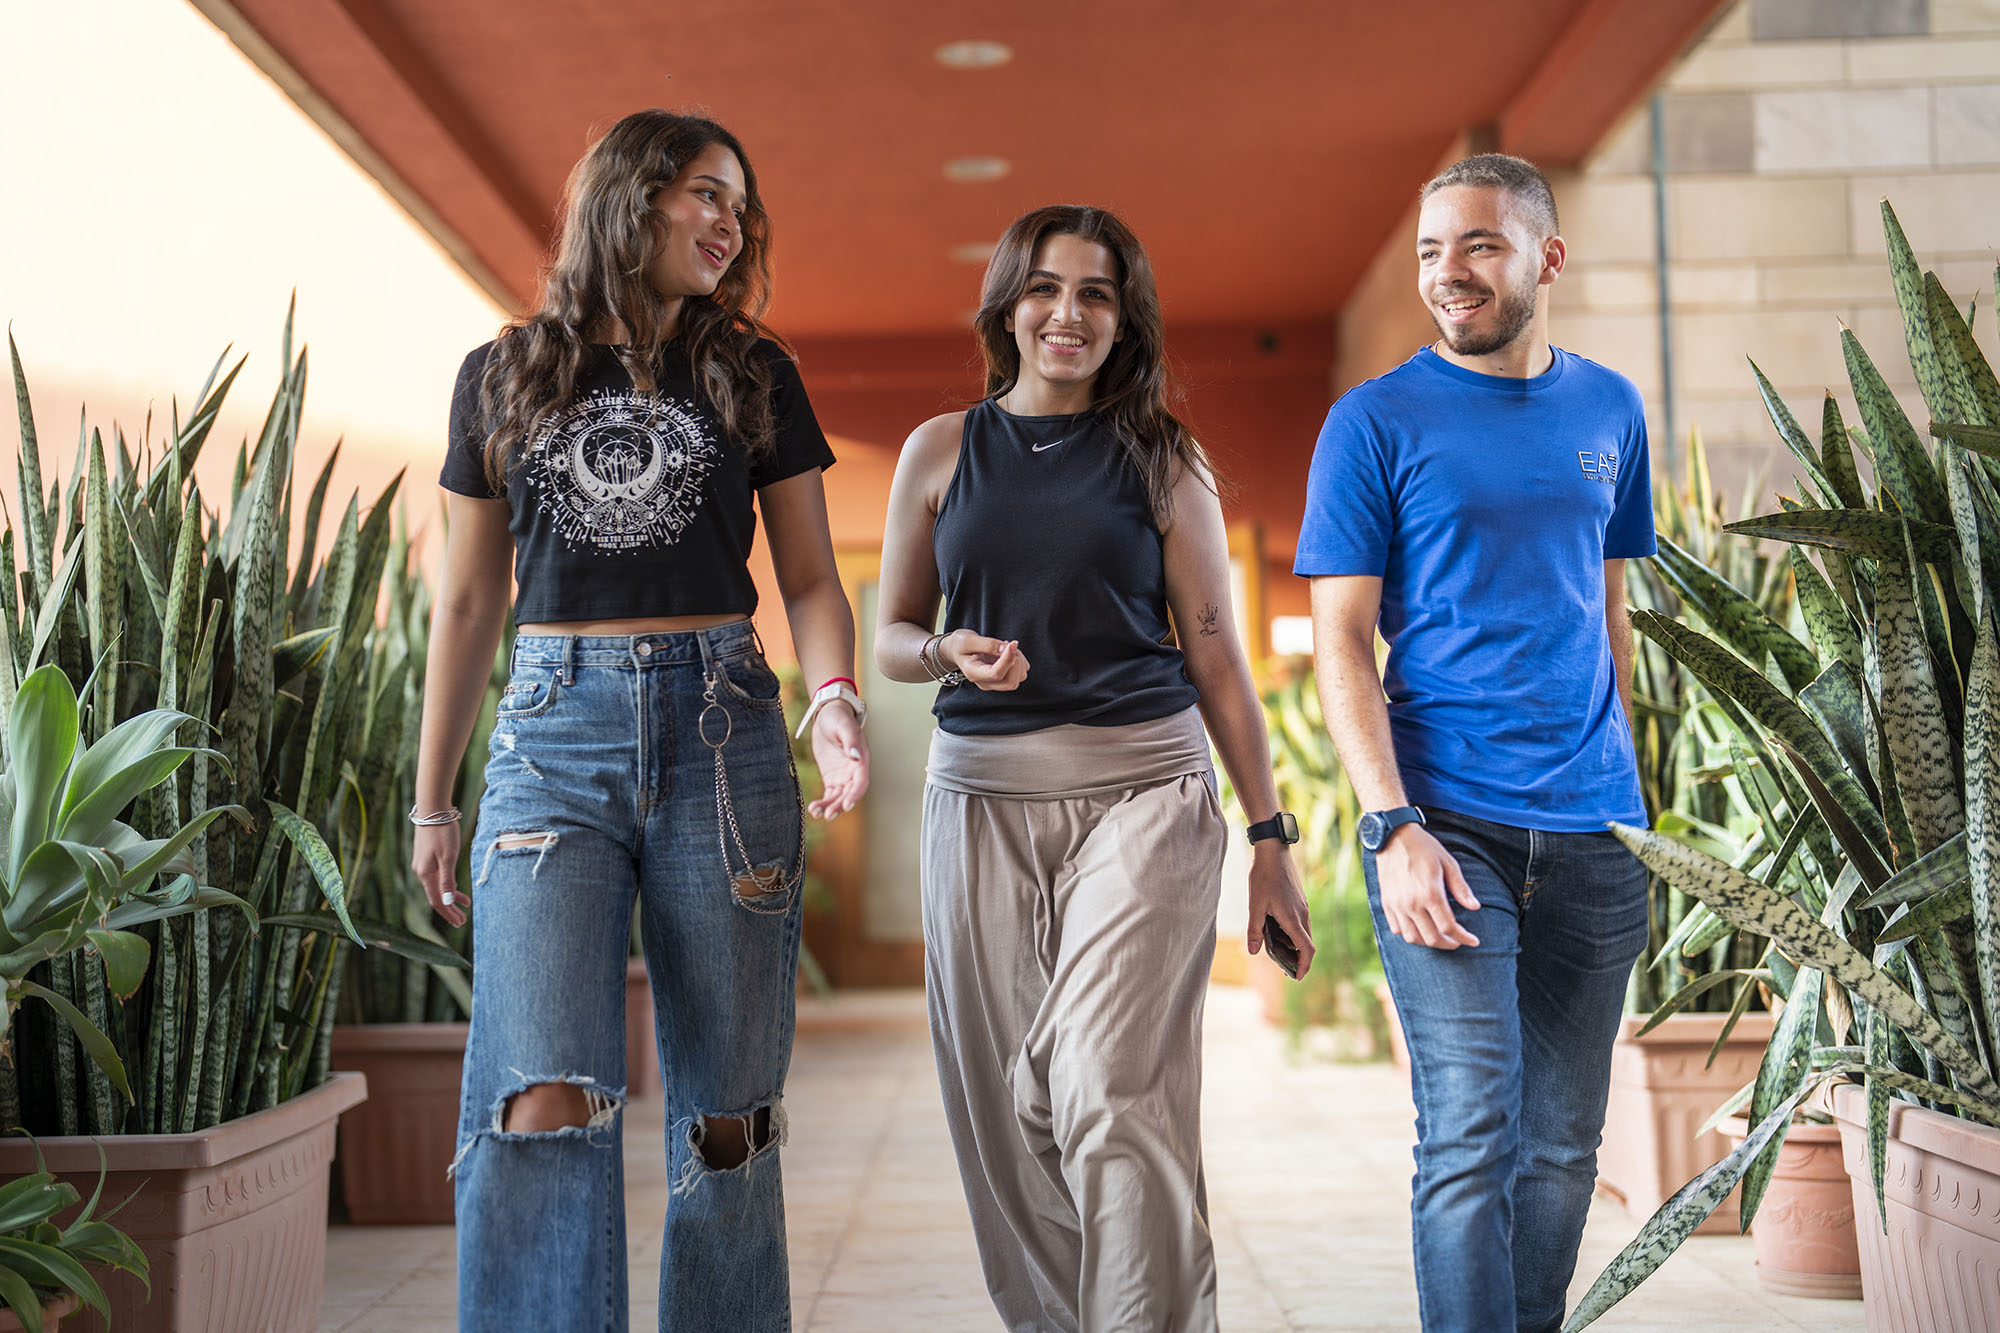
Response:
[1358,806,1426,852]
[1246,811,1300,847]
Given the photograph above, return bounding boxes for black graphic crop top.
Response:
[439,338,835,623]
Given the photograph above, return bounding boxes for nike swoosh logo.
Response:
[1031,439,1064,452]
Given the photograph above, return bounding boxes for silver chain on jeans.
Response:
[699,672,806,894]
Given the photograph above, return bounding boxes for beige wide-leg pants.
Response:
[923,706,1225,1333]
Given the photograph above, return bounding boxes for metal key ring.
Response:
[699,700,733,750]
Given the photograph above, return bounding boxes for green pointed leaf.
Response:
[1653,535,1819,691]
[0,1174,70,1234]
[1798,661,1875,802]
[1752,361,1838,501]
[1924,269,2000,427]
[0,1236,110,1319]
[1725,508,1958,562]
[1937,420,2000,457]
[10,330,52,594]
[1861,831,1969,909]
[7,664,79,877]
[1632,613,1891,867]
[25,531,84,671]
[100,879,254,933]
[1882,202,1954,422]
[1608,824,1999,1104]
[1742,967,1824,1223]
[1636,969,1770,1036]
[83,926,150,998]
[1844,328,1953,528]
[1775,737,1894,889]
[15,978,131,1102]
[1963,610,2000,1069]
[1563,1073,1833,1331]
[1820,393,1869,508]
[1876,555,1965,853]
[272,627,337,686]
[1791,548,1864,679]
[265,801,360,945]
[262,911,467,968]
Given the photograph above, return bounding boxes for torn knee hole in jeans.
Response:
[673,1097,787,1195]
[730,860,792,912]
[447,1072,622,1177]
[478,830,558,884]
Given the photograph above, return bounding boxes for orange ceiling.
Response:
[202,0,1728,339]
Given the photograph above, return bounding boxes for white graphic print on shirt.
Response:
[527,389,720,552]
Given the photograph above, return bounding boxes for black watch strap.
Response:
[1246,811,1300,846]
[1360,805,1426,851]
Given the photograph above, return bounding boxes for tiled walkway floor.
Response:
[321,986,1869,1330]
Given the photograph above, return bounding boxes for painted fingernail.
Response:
[847,747,862,759]
[441,891,456,907]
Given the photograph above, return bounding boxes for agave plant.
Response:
[0,1139,149,1333]
[2,309,454,1136]
[1564,204,2000,1329]
[0,664,252,1110]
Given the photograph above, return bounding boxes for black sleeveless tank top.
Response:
[930,400,1199,735]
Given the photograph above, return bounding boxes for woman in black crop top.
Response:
[876,205,1317,1330]
[412,110,869,1331]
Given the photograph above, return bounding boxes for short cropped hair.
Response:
[1421,154,1559,239]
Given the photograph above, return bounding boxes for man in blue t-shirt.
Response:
[1296,153,1656,1332]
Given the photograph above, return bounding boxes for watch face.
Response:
[1358,812,1385,851]
[1277,811,1299,844]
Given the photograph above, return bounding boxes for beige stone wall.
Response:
[1549,0,2000,503]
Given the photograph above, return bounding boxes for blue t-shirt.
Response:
[1293,346,1656,831]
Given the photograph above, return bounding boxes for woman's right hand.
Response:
[413,822,469,928]
[945,630,1030,691]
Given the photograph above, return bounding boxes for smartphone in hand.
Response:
[1264,915,1300,980]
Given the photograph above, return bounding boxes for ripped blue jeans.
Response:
[454,622,806,1332]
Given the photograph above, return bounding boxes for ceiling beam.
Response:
[1499,0,1730,166]
[190,0,543,312]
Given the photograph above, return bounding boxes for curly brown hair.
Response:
[477,110,783,488]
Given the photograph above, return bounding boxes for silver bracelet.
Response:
[922,633,966,686]
[409,805,462,827]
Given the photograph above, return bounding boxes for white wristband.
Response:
[795,680,867,739]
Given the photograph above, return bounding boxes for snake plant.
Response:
[2,307,460,1136]
[1566,203,2000,1328]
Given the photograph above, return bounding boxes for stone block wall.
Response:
[1548,0,2000,503]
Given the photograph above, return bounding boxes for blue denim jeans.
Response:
[1366,806,1648,1333]
[454,622,806,1333]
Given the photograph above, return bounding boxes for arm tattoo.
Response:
[1197,603,1221,637]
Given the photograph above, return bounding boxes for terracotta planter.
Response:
[330,1022,467,1224]
[0,1292,78,1332]
[1721,1112,1862,1299]
[0,1071,366,1333]
[1596,1010,1777,1235]
[1831,1080,2000,1330]
[627,956,659,1097]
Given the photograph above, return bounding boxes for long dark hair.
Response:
[973,205,1217,522]
[478,110,781,487]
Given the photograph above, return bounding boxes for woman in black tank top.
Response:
[876,206,1318,1331]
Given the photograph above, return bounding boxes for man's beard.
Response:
[1429,281,1537,358]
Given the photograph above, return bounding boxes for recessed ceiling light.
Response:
[949,242,996,264]
[944,156,1010,183]
[935,40,1013,69]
